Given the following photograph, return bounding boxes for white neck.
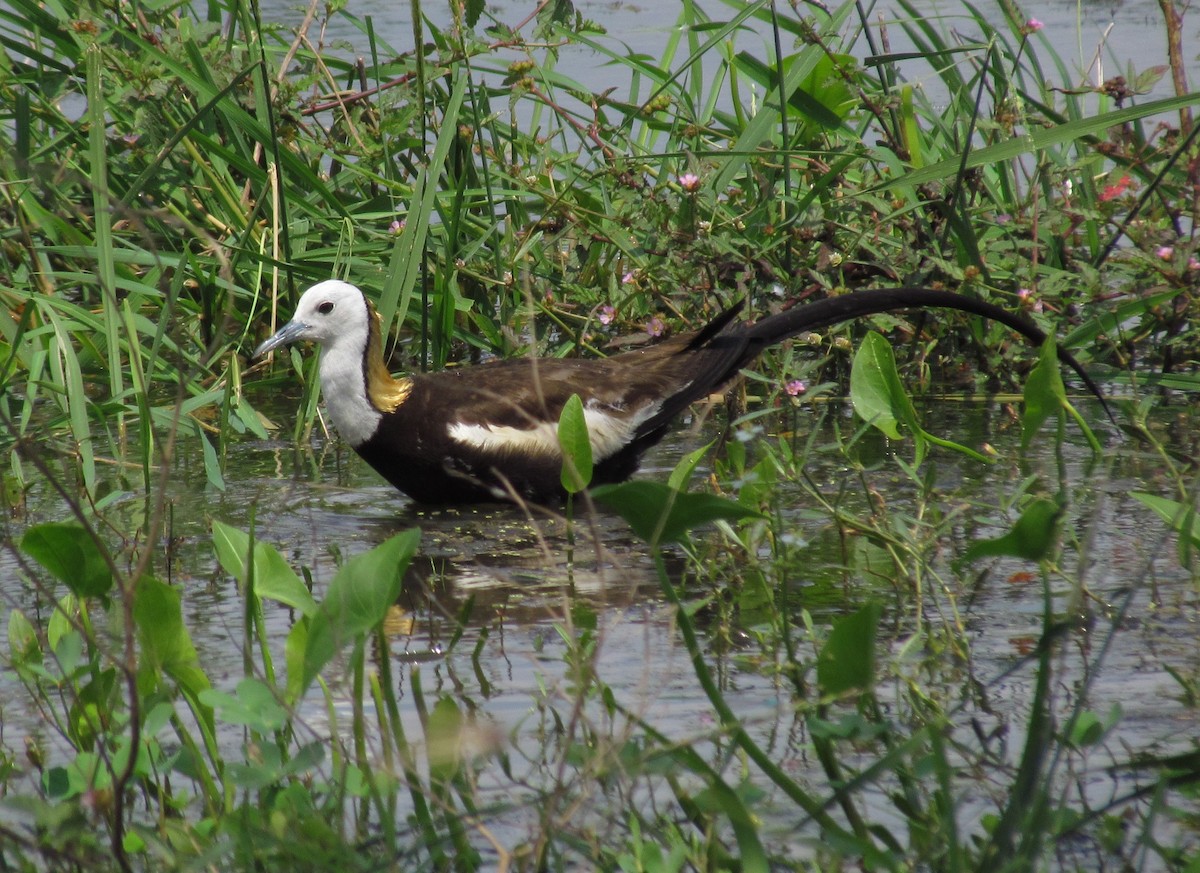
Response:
[317,328,381,447]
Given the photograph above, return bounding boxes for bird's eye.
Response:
[317,301,334,315]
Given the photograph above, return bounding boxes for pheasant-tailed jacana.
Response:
[253,280,1105,504]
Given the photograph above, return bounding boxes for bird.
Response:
[253,279,1106,505]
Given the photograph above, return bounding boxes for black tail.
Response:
[741,287,1111,418]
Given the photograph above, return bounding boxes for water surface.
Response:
[3,395,1197,863]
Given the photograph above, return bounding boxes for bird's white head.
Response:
[253,279,371,359]
[254,279,388,446]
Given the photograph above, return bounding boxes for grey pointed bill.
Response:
[253,319,311,358]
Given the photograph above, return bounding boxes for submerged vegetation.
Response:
[2,0,1200,868]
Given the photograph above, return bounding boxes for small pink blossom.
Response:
[1099,174,1132,202]
[1157,246,1175,260]
[1026,18,1043,32]
[621,270,637,285]
[645,315,666,337]
[1017,287,1033,300]
[785,379,807,397]
[598,304,616,325]
[1189,257,1200,271]
[389,219,407,234]
[678,172,701,192]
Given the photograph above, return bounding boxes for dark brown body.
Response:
[349,288,1106,504]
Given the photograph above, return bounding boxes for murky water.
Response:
[3,391,1198,862]
[3,0,1198,859]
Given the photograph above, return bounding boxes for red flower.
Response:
[1099,174,1132,202]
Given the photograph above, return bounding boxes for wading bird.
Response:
[254,280,1104,504]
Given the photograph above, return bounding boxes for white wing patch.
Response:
[448,400,661,461]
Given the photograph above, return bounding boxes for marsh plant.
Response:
[2,0,1200,869]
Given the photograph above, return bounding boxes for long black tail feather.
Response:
[740,287,1111,419]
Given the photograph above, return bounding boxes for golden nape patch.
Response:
[366,308,412,413]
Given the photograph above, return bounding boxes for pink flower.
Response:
[598,304,616,325]
[1026,18,1043,32]
[1189,257,1200,271]
[621,270,637,285]
[1017,288,1033,300]
[645,316,666,337]
[1157,246,1175,260]
[678,172,701,192]
[1099,174,1132,202]
[785,379,807,397]
[389,219,406,234]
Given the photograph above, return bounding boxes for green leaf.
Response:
[198,426,225,492]
[667,439,716,492]
[199,678,288,735]
[1061,288,1181,349]
[284,618,310,705]
[557,393,593,493]
[963,497,1064,564]
[1021,337,1067,450]
[212,521,317,617]
[47,595,77,654]
[708,2,855,193]
[426,696,463,780]
[464,0,485,27]
[301,529,421,693]
[1132,492,1199,543]
[817,602,882,697]
[379,73,469,337]
[850,331,908,440]
[134,576,213,730]
[851,331,989,464]
[8,609,40,667]
[690,778,771,873]
[1132,491,1200,567]
[1066,704,1121,749]
[21,523,112,602]
[879,91,1200,191]
[591,480,763,545]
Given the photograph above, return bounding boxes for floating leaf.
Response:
[963,497,1063,564]
[592,480,763,545]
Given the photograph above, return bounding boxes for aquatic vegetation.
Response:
[2,0,1200,869]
